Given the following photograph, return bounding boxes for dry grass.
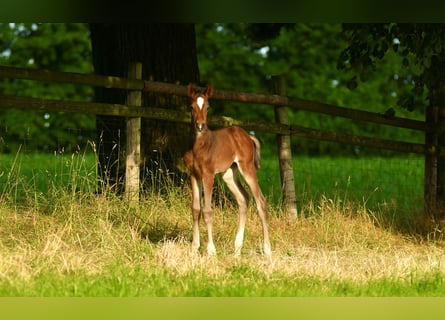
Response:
[153,195,445,284]
[1,181,444,296]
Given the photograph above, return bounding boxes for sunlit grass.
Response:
[0,148,442,296]
[0,187,444,296]
[1,148,423,216]
[258,154,424,227]
[0,147,97,205]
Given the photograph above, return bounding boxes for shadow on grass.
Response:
[139,222,187,244]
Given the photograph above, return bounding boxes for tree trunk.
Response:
[435,87,445,219]
[89,24,199,192]
[424,85,445,221]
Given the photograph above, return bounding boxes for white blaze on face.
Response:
[197,97,204,110]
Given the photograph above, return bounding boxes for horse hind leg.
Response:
[222,165,249,256]
[238,162,272,256]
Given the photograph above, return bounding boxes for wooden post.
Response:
[424,105,438,217]
[272,75,298,216]
[424,85,445,221]
[125,62,142,204]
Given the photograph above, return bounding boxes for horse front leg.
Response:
[190,173,202,253]
[202,173,216,256]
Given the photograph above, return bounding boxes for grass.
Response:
[0,148,444,296]
[258,154,424,212]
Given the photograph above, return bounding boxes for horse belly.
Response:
[199,142,232,172]
[213,152,236,173]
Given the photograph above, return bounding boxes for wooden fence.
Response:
[0,64,442,216]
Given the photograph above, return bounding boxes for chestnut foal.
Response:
[183,84,271,256]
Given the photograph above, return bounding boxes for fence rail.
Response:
[0,65,427,131]
[0,64,440,216]
[0,93,430,156]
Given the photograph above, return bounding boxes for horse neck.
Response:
[193,127,214,149]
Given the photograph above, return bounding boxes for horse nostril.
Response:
[195,123,204,132]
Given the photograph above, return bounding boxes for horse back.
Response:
[215,126,260,168]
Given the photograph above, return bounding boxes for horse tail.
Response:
[250,135,261,169]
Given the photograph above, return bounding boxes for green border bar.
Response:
[1,298,444,320]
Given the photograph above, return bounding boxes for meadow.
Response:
[0,149,444,297]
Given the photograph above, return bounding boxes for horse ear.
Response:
[187,83,194,97]
[204,84,213,98]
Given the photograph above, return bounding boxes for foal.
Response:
[183,83,271,256]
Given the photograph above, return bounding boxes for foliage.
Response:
[196,23,424,156]
[339,23,445,110]
[197,23,348,116]
[0,23,435,155]
[0,23,95,153]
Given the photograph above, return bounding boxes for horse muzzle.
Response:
[195,123,205,133]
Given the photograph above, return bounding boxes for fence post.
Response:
[424,85,445,221]
[125,62,142,204]
[272,75,298,216]
[424,105,438,217]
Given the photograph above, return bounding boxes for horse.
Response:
[183,83,271,256]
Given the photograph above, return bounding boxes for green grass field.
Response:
[1,150,443,297]
[1,150,424,213]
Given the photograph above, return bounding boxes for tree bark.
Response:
[89,24,199,192]
[435,87,445,219]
